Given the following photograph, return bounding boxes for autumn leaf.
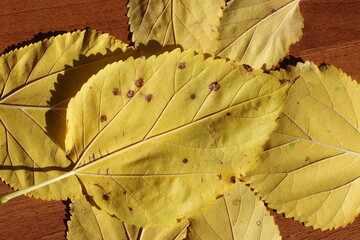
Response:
[0,29,133,200]
[216,0,303,68]
[63,49,289,227]
[67,196,188,240]
[0,48,289,227]
[188,181,281,240]
[67,182,281,240]
[245,62,360,230]
[127,0,224,54]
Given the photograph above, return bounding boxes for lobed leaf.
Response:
[0,29,134,201]
[246,62,360,230]
[64,49,289,226]
[127,0,225,54]
[217,0,303,69]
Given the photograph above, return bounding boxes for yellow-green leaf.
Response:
[64,49,288,227]
[67,196,188,240]
[217,0,303,68]
[246,62,360,230]
[188,182,281,240]
[127,0,224,54]
[0,29,132,201]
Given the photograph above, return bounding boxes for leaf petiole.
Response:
[0,171,76,203]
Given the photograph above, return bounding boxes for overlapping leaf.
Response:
[67,182,281,239]
[0,30,134,200]
[245,62,360,230]
[67,196,188,240]
[63,49,289,226]
[217,0,303,68]
[127,0,224,54]
[188,181,281,240]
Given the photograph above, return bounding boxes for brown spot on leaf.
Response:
[100,115,107,122]
[178,62,186,69]
[230,176,236,184]
[145,94,153,102]
[102,194,109,201]
[226,112,231,116]
[279,76,300,85]
[135,78,144,87]
[217,174,222,180]
[267,95,271,100]
[190,94,196,99]
[232,199,241,205]
[176,218,182,223]
[216,194,224,199]
[129,207,133,211]
[126,90,134,98]
[305,156,310,162]
[183,158,188,163]
[123,191,127,194]
[112,88,120,96]
[209,82,220,91]
[242,64,253,72]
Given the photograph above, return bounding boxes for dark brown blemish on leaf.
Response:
[102,194,109,201]
[176,218,182,223]
[279,76,300,85]
[217,174,222,180]
[209,82,220,91]
[190,93,196,99]
[216,194,224,199]
[145,94,153,102]
[123,191,127,194]
[100,115,107,122]
[305,156,310,162]
[127,90,135,98]
[112,88,120,96]
[226,112,231,116]
[230,176,236,184]
[178,62,186,69]
[183,158,188,163]
[242,64,253,72]
[267,95,271,100]
[129,207,133,211]
[135,78,143,87]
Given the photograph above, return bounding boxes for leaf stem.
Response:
[0,171,75,203]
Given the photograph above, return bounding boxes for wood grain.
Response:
[0,0,359,239]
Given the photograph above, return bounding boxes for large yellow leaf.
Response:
[217,0,303,69]
[246,62,360,230]
[63,49,289,227]
[1,49,288,226]
[67,196,188,240]
[127,0,224,54]
[188,181,281,240]
[0,30,133,201]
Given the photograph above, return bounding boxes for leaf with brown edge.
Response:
[245,62,360,230]
[2,48,290,227]
[0,29,135,201]
[188,181,281,240]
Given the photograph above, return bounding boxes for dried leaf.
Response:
[217,0,303,68]
[0,29,133,200]
[188,181,281,240]
[67,196,188,240]
[246,62,360,230]
[127,0,224,54]
[64,49,288,227]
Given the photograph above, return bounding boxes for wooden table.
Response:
[0,0,359,239]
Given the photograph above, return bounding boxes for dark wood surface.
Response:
[0,0,359,239]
